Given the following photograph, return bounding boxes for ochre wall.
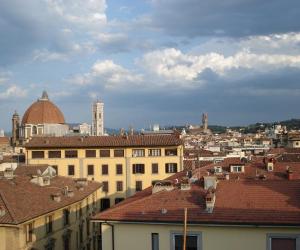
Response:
[100,223,300,250]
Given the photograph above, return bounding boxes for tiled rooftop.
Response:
[0,165,101,225]
[93,157,300,226]
[25,134,183,148]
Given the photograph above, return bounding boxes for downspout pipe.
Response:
[104,221,115,250]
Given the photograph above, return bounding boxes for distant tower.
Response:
[12,111,20,146]
[92,100,104,136]
[202,113,208,131]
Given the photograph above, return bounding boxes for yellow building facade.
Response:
[99,223,300,250]
[25,135,184,210]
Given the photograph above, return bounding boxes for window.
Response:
[86,150,96,158]
[32,151,45,159]
[230,165,244,173]
[48,150,61,158]
[267,234,299,250]
[136,181,142,191]
[65,150,78,158]
[100,198,110,211]
[79,204,82,218]
[102,164,108,175]
[86,218,90,236]
[25,223,34,243]
[116,164,123,175]
[115,198,124,204]
[165,148,177,156]
[116,181,123,192]
[171,233,202,250]
[133,164,145,174]
[79,225,83,243]
[86,198,89,212]
[63,209,70,226]
[114,149,124,157]
[45,215,53,234]
[63,235,70,250]
[132,149,145,157]
[32,126,37,135]
[102,181,109,192]
[152,163,159,174]
[68,165,75,176]
[88,165,94,175]
[52,165,58,174]
[149,149,161,157]
[165,163,178,173]
[100,149,110,157]
[152,233,159,250]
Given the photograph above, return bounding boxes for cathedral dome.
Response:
[21,91,65,125]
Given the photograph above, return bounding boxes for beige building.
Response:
[25,134,183,210]
[92,157,300,250]
[0,165,102,250]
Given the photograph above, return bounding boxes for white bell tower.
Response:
[92,100,104,136]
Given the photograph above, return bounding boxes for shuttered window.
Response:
[100,149,110,157]
[48,150,61,158]
[65,150,78,158]
[86,150,96,158]
[32,151,45,159]
[133,164,145,174]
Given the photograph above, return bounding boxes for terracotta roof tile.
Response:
[93,177,300,226]
[0,166,101,225]
[25,135,183,149]
[22,99,65,125]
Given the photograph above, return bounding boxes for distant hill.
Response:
[230,118,300,134]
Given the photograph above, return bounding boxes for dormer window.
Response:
[230,165,244,173]
[214,166,222,174]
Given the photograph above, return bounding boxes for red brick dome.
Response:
[21,91,65,125]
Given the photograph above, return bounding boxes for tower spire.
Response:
[40,91,49,101]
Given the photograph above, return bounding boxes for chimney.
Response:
[51,193,61,202]
[152,180,174,194]
[4,168,14,180]
[205,188,216,213]
[203,176,217,190]
[75,178,88,186]
[180,177,191,190]
[287,167,294,180]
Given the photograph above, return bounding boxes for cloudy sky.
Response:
[1,0,300,131]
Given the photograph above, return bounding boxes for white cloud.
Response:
[0,71,12,85]
[45,0,107,28]
[69,60,143,89]
[141,47,300,82]
[32,49,69,62]
[0,85,27,100]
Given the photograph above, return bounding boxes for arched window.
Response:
[32,126,37,135]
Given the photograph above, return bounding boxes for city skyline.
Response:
[1,0,300,130]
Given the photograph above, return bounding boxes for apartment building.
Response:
[25,134,183,210]
[92,157,300,250]
[0,165,102,250]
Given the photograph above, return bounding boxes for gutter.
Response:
[90,219,300,228]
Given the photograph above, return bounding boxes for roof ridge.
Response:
[0,190,17,223]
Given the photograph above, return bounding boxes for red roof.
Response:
[0,137,9,145]
[25,134,183,149]
[93,158,300,226]
[0,166,101,225]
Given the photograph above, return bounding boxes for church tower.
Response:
[202,113,208,132]
[11,111,20,146]
[92,100,104,136]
